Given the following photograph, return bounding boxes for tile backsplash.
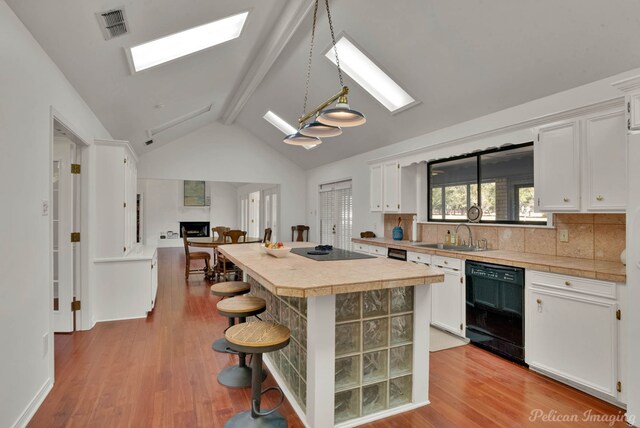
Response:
[384,213,625,262]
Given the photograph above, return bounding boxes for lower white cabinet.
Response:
[353,242,371,255]
[94,246,158,322]
[431,256,465,337]
[526,271,622,403]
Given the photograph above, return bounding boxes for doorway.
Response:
[319,180,353,250]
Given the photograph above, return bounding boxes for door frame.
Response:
[49,108,91,366]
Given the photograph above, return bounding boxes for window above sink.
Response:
[428,142,547,225]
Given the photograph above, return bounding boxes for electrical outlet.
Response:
[41,200,49,216]
[42,333,48,357]
[559,229,569,242]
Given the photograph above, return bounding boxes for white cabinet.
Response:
[369,245,387,257]
[369,164,383,211]
[95,139,138,258]
[354,242,371,255]
[407,251,430,265]
[383,161,400,212]
[527,271,621,402]
[93,247,158,321]
[535,107,627,213]
[431,255,465,337]
[584,110,627,211]
[369,162,417,213]
[535,120,580,211]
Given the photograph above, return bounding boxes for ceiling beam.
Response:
[221,0,316,125]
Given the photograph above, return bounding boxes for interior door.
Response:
[319,180,353,250]
[262,186,279,242]
[53,140,74,332]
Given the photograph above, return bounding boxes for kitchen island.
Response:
[217,242,444,428]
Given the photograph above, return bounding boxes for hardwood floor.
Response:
[29,248,626,427]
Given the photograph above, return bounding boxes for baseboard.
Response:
[12,378,52,428]
[94,315,147,323]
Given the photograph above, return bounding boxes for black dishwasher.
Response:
[465,261,526,365]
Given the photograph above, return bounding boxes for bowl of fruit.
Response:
[263,241,290,258]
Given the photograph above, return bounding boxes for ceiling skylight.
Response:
[325,36,416,112]
[130,11,249,72]
[263,111,317,150]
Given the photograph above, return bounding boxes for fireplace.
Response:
[179,221,210,238]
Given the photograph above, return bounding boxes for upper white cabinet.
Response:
[95,139,138,258]
[369,162,417,213]
[370,164,383,211]
[535,106,626,213]
[535,120,581,211]
[584,110,627,211]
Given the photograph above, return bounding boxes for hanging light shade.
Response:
[299,118,342,138]
[318,95,366,127]
[283,131,322,146]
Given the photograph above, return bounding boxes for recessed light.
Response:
[129,11,249,72]
[325,36,416,112]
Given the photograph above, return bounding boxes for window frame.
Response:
[427,142,546,225]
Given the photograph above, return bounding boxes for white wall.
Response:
[138,179,239,246]
[137,121,307,238]
[305,66,640,243]
[0,2,112,427]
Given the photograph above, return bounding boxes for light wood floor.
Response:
[28,248,627,427]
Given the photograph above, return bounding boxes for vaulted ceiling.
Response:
[7,0,640,169]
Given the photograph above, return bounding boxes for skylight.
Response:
[130,11,249,72]
[263,111,317,150]
[325,36,416,112]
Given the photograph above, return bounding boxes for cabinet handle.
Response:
[386,204,389,207]
[444,261,448,265]
[563,197,570,202]
[377,205,380,208]
[536,298,542,304]
[565,281,571,286]
[417,256,421,260]
[596,195,604,201]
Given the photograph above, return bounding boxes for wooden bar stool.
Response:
[216,296,267,388]
[210,281,251,353]
[224,321,290,428]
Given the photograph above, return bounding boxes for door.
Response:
[584,110,626,211]
[535,120,580,211]
[383,161,400,212]
[53,140,75,332]
[248,191,260,238]
[431,268,464,337]
[370,164,382,211]
[262,186,279,242]
[319,180,353,250]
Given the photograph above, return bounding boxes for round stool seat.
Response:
[217,296,266,319]
[211,281,251,297]
[225,321,290,354]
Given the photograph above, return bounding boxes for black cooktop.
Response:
[290,247,375,261]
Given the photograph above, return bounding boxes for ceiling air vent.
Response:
[96,7,129,40]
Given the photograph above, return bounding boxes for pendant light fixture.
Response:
[283,0,365,147]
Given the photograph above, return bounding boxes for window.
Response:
[428,143,546,224]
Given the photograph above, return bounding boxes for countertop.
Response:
[94,245,157,263]
[217,242,444,297]
[352,238,626,283]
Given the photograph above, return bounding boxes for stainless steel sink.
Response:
[414,243,490,252]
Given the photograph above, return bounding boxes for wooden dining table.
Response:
[188,237,262,279]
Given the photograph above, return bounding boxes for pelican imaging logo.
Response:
[529,409,632,426]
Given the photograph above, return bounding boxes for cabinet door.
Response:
[528,288,618,398]
[431,269,464,337]
[370,164,383,211]
[584,110,626,211]
[383,161,400,212]
[535,120,580,211]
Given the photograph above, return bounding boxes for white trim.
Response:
[334,401,430,428]
[94,315,147,323]
[367,98,624,165]
[94,138,138,162]
[11,378,52,428]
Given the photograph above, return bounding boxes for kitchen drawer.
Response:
[528,271,616,300]
[432,255,463,271]
[354,242,371,254]
[408,251,431,265]
[369,245,387,257]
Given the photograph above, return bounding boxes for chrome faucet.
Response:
[455,223,473,247]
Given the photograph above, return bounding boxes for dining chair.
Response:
[182,227,211,279]
[212,226,229,243]
[225,230,247,244]
[262,228,272,244]
[291,225,310,242]
[360,231,376,238]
